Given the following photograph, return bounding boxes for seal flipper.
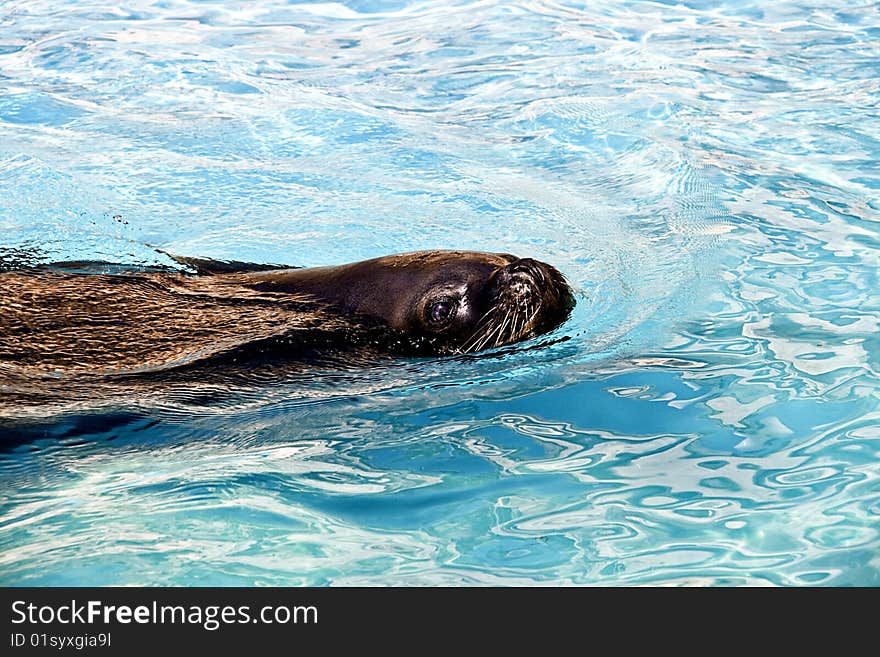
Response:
[160,252,299,275]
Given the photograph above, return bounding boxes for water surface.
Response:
[1,0,879,585]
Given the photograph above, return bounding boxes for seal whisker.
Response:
[519,309,528,338]
[461,324,494,353]
[525,302,536,334]
[509,309,521,343]
[524,301,542,334]
[460,307,498,353]
[469,307,498,338]
[471,322,500,352]
[470,313,506,352]
[513,308,525,341]
[490,314,512,349]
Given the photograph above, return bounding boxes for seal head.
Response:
[249,250,575,355]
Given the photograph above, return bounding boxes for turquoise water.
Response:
[1,0,879,585]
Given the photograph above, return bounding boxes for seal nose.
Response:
[486,258,546,306]
[502,258,546,284]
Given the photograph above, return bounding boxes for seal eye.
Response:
[428,300,454,325]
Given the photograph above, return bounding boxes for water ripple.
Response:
[1,0,879,585]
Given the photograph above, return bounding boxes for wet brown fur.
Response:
[0,269,337,378]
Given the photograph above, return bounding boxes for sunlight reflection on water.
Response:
[1,0,879,585]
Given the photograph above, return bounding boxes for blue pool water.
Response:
[1,0,879,586]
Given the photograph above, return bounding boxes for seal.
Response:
[0,250,575,382]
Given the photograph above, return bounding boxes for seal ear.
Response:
[160,252,299,275]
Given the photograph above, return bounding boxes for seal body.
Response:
[0,250,574,415]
